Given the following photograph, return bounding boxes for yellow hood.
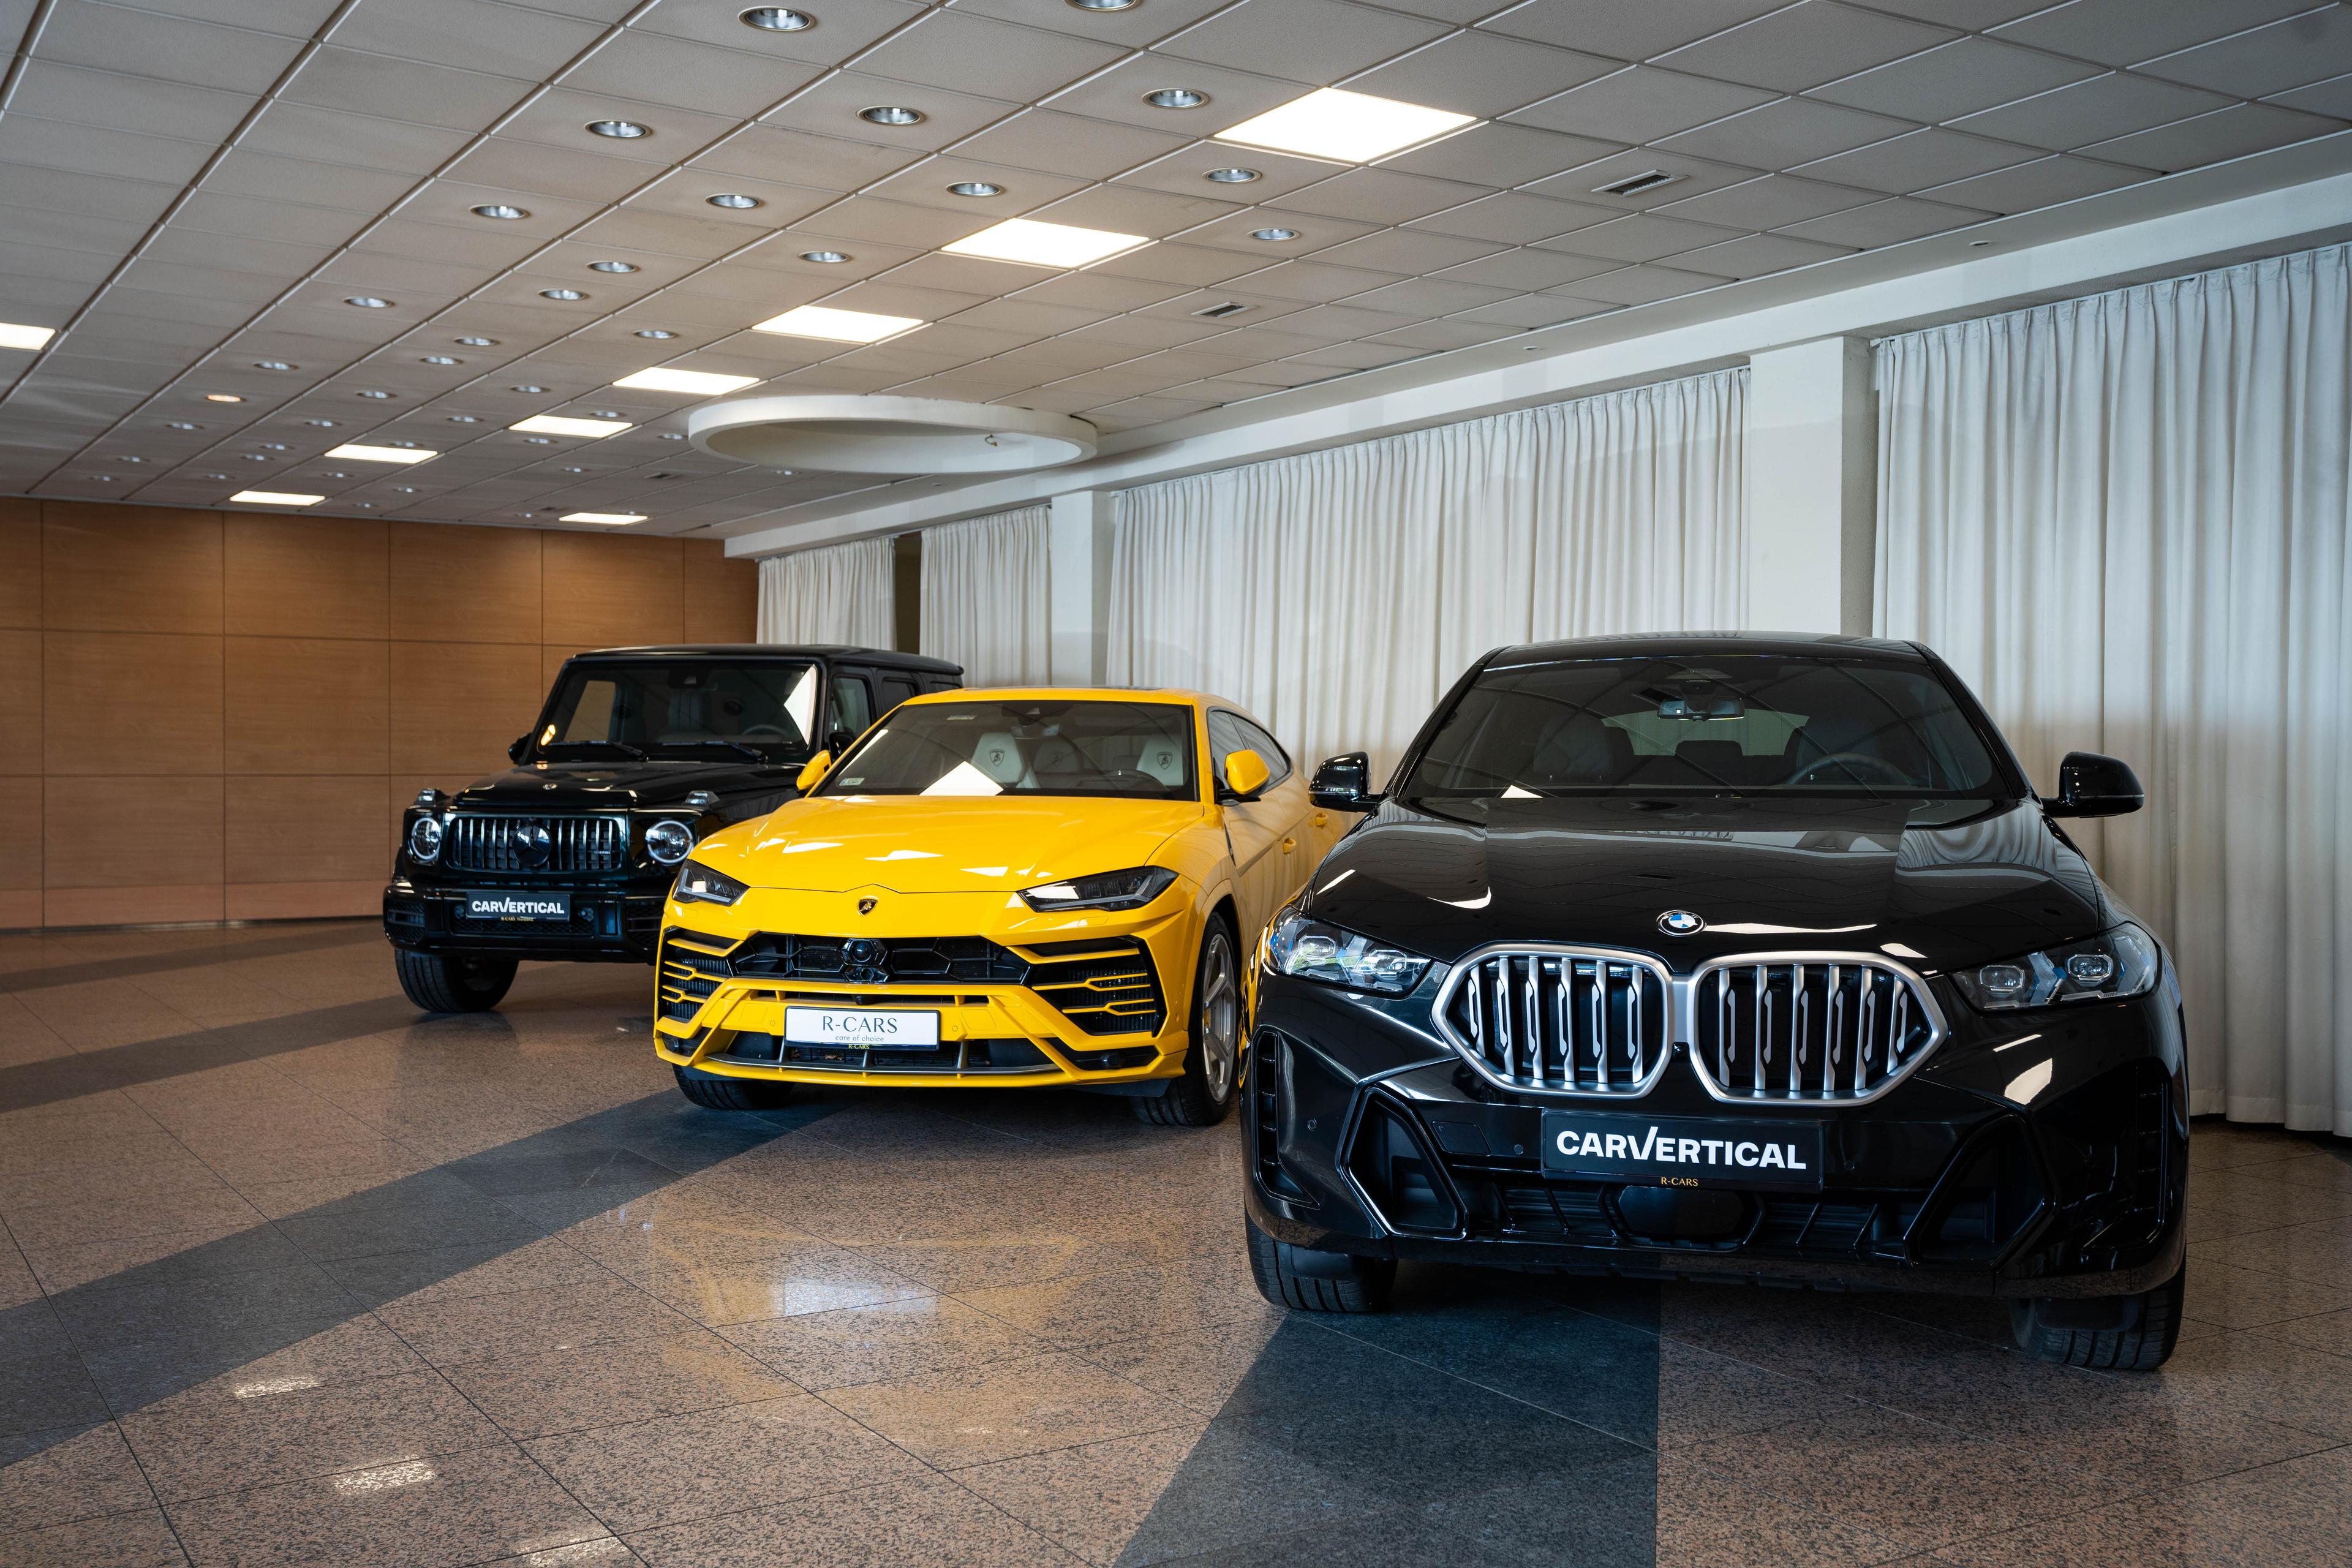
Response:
[708,794,1208,895]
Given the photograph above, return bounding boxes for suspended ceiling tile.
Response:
[277,49,535,130]
[856,9,1128,101]
[0,202,153,255]
[763,72,1023,151]
[1792,127,2043,195]
[2076,102,2346,173]
[1276,167,1496,225]
[1913,153,2149,213]
[238,104,472,176]
[1338,29,1616,116]
[627,170,840,229]
[631,0,927,62]
[1040,55,1311,132]
[0,118,214,185]
[2140,8,2352,100]
[1951,73,2237,151]
[1432,246,1624,288]
[173,190,373,247]
[445,140,668,205]
[0,163,179,225]
[1552,262,1729,305]
[946,110,1196,181]
[1840,0,2052,23]
[1653,2,1958,94]
[1659,98,1920,167]
[880,252,1066,299]
[820,278,998,322]
[1314,228,1510,274]
[1115,144,1352,206]
[1033,182,1247,236]
[1363,316,1518,349]
[1182,209,1383,254]
[499,89,737,162]
[946,298,1117,336]
[691,127,924,194]
[562,32,824,119]
[357,219,546,271]
[1670,230,1858,277]
[1265,301,1421,339]
[1090,241,1269,286]
[36,0,307,93]
[1507,66,1777,143]
[1010,270,1196,311]
[1448,292,1612,327]
[1523,149,1765,209]
[0,238,123,283]
[201,150,420,213]
[1344,276,1521,315]
[1378,122,1626,188]
[1159,0,1453,85]
[864,159,1091,217]
[1810,37,2104,123]
[1479,0,1789,61]
[1539,212,1747,263]
[328,0,606,79]
[1653,172,1882,228]
[2271,72,2352,118]
[1405,190,1614,243]
[396,182,605,239]
[585,208,770,260]
[1990,0,2322,70]
[115,258,287,306]
[6,60,257,143]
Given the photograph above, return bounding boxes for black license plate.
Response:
[1540,1111,1825,1193]
[462,890,571,922]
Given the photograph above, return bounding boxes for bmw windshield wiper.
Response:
[653,739,766,761]
[541,739,647,760]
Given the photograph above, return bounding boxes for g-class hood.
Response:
[1306,796,2108,973]
[699,794,1206,896]
[452,760,804,810]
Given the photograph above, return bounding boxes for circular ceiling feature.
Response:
[589,259,639,273]
[420,355,461,365]
[166,421,198,430]
[254,360,294,369]
[740,6,813,29]
[472,203,529,219]
[1205,167,1260,183]
[1145,88,1207,109]
[540,288,587,301]
[861,105,924,126]
[587,119,650,138]
[205,393,243,402]
[707,192,761,209]
[1068,0,1139,10]
[800,250,850,263]
[345,296,391,308]
[946,181,1003,197]
[356,390,394,399]
[1250,227,1300,241]
[456,336,497,346]
[690,395,1097,475]
[635,328,679,339]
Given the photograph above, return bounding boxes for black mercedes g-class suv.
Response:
[383,644,962,1012]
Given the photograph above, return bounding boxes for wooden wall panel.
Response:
[42,504,223,635]
[225,636,388,775]
[387,639,544,776]
[388,522,541,644]
[225,514,390,639]
[44,774,225,925]
[227,775,391,884]
[682,539,758,639]
[44,631,224,776]
[0,628,37,777]
[0,776,39,929]
[542,532,684,648]
[0,498,38,630]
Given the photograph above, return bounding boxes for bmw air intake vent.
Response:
[1691,958,1943,1102]
[1435,947,1673,1097]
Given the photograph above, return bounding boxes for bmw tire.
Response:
[2011,1263,2185,1371]
[1246,1217,1394,1313]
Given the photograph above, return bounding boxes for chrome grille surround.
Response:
[1431,946,1947,1106]
[1432,944,1676,1098]
[1687,952,1946,1107]
[443,813,628,873]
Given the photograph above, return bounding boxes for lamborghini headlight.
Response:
[1265,910,1430,997]
[672,859,748,907]
[1953,923,2160,1012]
[1019,865,1177,912]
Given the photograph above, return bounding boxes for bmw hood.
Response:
[1304,796,2109,973]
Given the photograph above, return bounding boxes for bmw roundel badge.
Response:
[1657,909,1705,937]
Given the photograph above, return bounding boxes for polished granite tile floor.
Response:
[4,919,2351,1566]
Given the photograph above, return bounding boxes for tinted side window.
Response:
[1208,710,1291,788]
[877,675,919,714]
[827,674,873,742]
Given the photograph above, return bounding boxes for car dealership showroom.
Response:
[8,0,2352,1564]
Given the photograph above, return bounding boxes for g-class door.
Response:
[1208,709,1310,940]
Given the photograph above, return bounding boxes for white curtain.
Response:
[1107,370,1748,775]
[1876,244,2352,1132]
[918,505,1052,685]
[756,537,894,647]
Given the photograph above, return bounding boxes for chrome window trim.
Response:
[1430,942,1678,1100]
[1684,950,1948,1107]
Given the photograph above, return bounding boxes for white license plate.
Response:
[782,1005,940,1049]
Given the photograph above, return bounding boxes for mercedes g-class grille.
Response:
[443,814,626,873]
[1691,958,1940,1102]
[1436,948,1672,1096]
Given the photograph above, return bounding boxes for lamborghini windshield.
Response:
[818,699,1197,800]
[1403,654,2008,803]
[535,661,821,763]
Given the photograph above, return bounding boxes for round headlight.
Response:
[645,819,694,865]
[408,816,443,862]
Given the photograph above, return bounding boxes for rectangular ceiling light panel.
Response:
[325,443,437,464]
[1215,88,1476,163]
[231,490,323,506]
[941,218,1152,269]
[511,415,635,437]
[612,368,761,395]
[752,304,928,342]
[0,322,56,350]
[561,511,646,524]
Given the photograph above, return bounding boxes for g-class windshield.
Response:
[1404,654,2009,804]
[817,699,1197,800]
[534,660,822,763]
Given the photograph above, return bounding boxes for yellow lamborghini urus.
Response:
[652,688,1332,1125]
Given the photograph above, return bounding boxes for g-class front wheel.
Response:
[2011,1263,2185,1371]
[395,951,516,1013]
[1134,921,1241,1127]
[1246,1217,1393,1313]
[672,1065,796,1112]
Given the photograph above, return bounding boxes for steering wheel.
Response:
[1787,752,1916,788]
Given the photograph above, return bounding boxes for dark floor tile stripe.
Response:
[0,922,380,997]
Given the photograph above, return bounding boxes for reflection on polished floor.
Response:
[5,921,2352,1568]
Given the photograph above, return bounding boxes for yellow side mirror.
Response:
[795,750,831,793]
[1224,747,1271,801]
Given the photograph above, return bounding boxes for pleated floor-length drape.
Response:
[756,537,894,648]
[918,505,1052,685]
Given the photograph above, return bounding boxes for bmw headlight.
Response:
[672,859,748,907]
[645,819,695,865]
[1266,910,1430,997]
[1019,865,1177,912]
[407,816,443,864]
[1953,923,2160,1012]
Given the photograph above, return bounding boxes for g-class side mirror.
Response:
[795,750,832,793]
[1310,752,1381,812]
[827,727,858,755]
[2046,751,2143,817]
[508,735,530,765]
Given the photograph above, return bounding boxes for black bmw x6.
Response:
[1246,634,2188,1370]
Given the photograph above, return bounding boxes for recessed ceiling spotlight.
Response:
[239,454,271,462]
[392,486,418,493]
[707,192,761,209]
[356,390,394,399]
[447,414,481,423]
[1205,167,1260,183]
[540,288,587,301]
[511,384,549,393]
[326,443,437,464]
[386,439,420,447]
[0,322,57,350]
[799,250,850,263]
[345,296,393,308]
[1145,88,1208,110]
[860,105,924,126]
[751,303,927,342]
[205,393,243,402]
[1249,227,1300,242]
[511,413,635,438]
[471,203,529,220]
[420,355,461,365]
[1216,86,1474,162]
[946,181,1003,197]
[87,474,116,482]
[165,420,199,430]
[614,368,761,394]
[587,119,650,138]
[258,442,290,451]
[658,432,685,440]
[523,435,554,444]
[589,409,620,418]
[589,260,639,273]
[944,217,1150,269]
[354,502,375,508]
[254,360,295,370]
[740,6,813,29]
[232,489,323,507]
[456,336,497,346]
[115,455,145,462]
[562,511,646,524]
[634,329,679,339]
[560,466,586,473]
[1069,0,1139,9]
[303,418,339,428]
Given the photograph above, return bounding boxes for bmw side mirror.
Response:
[508,735,530,764]
[1310,752,1381,812]
[2047,751,2143,817]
